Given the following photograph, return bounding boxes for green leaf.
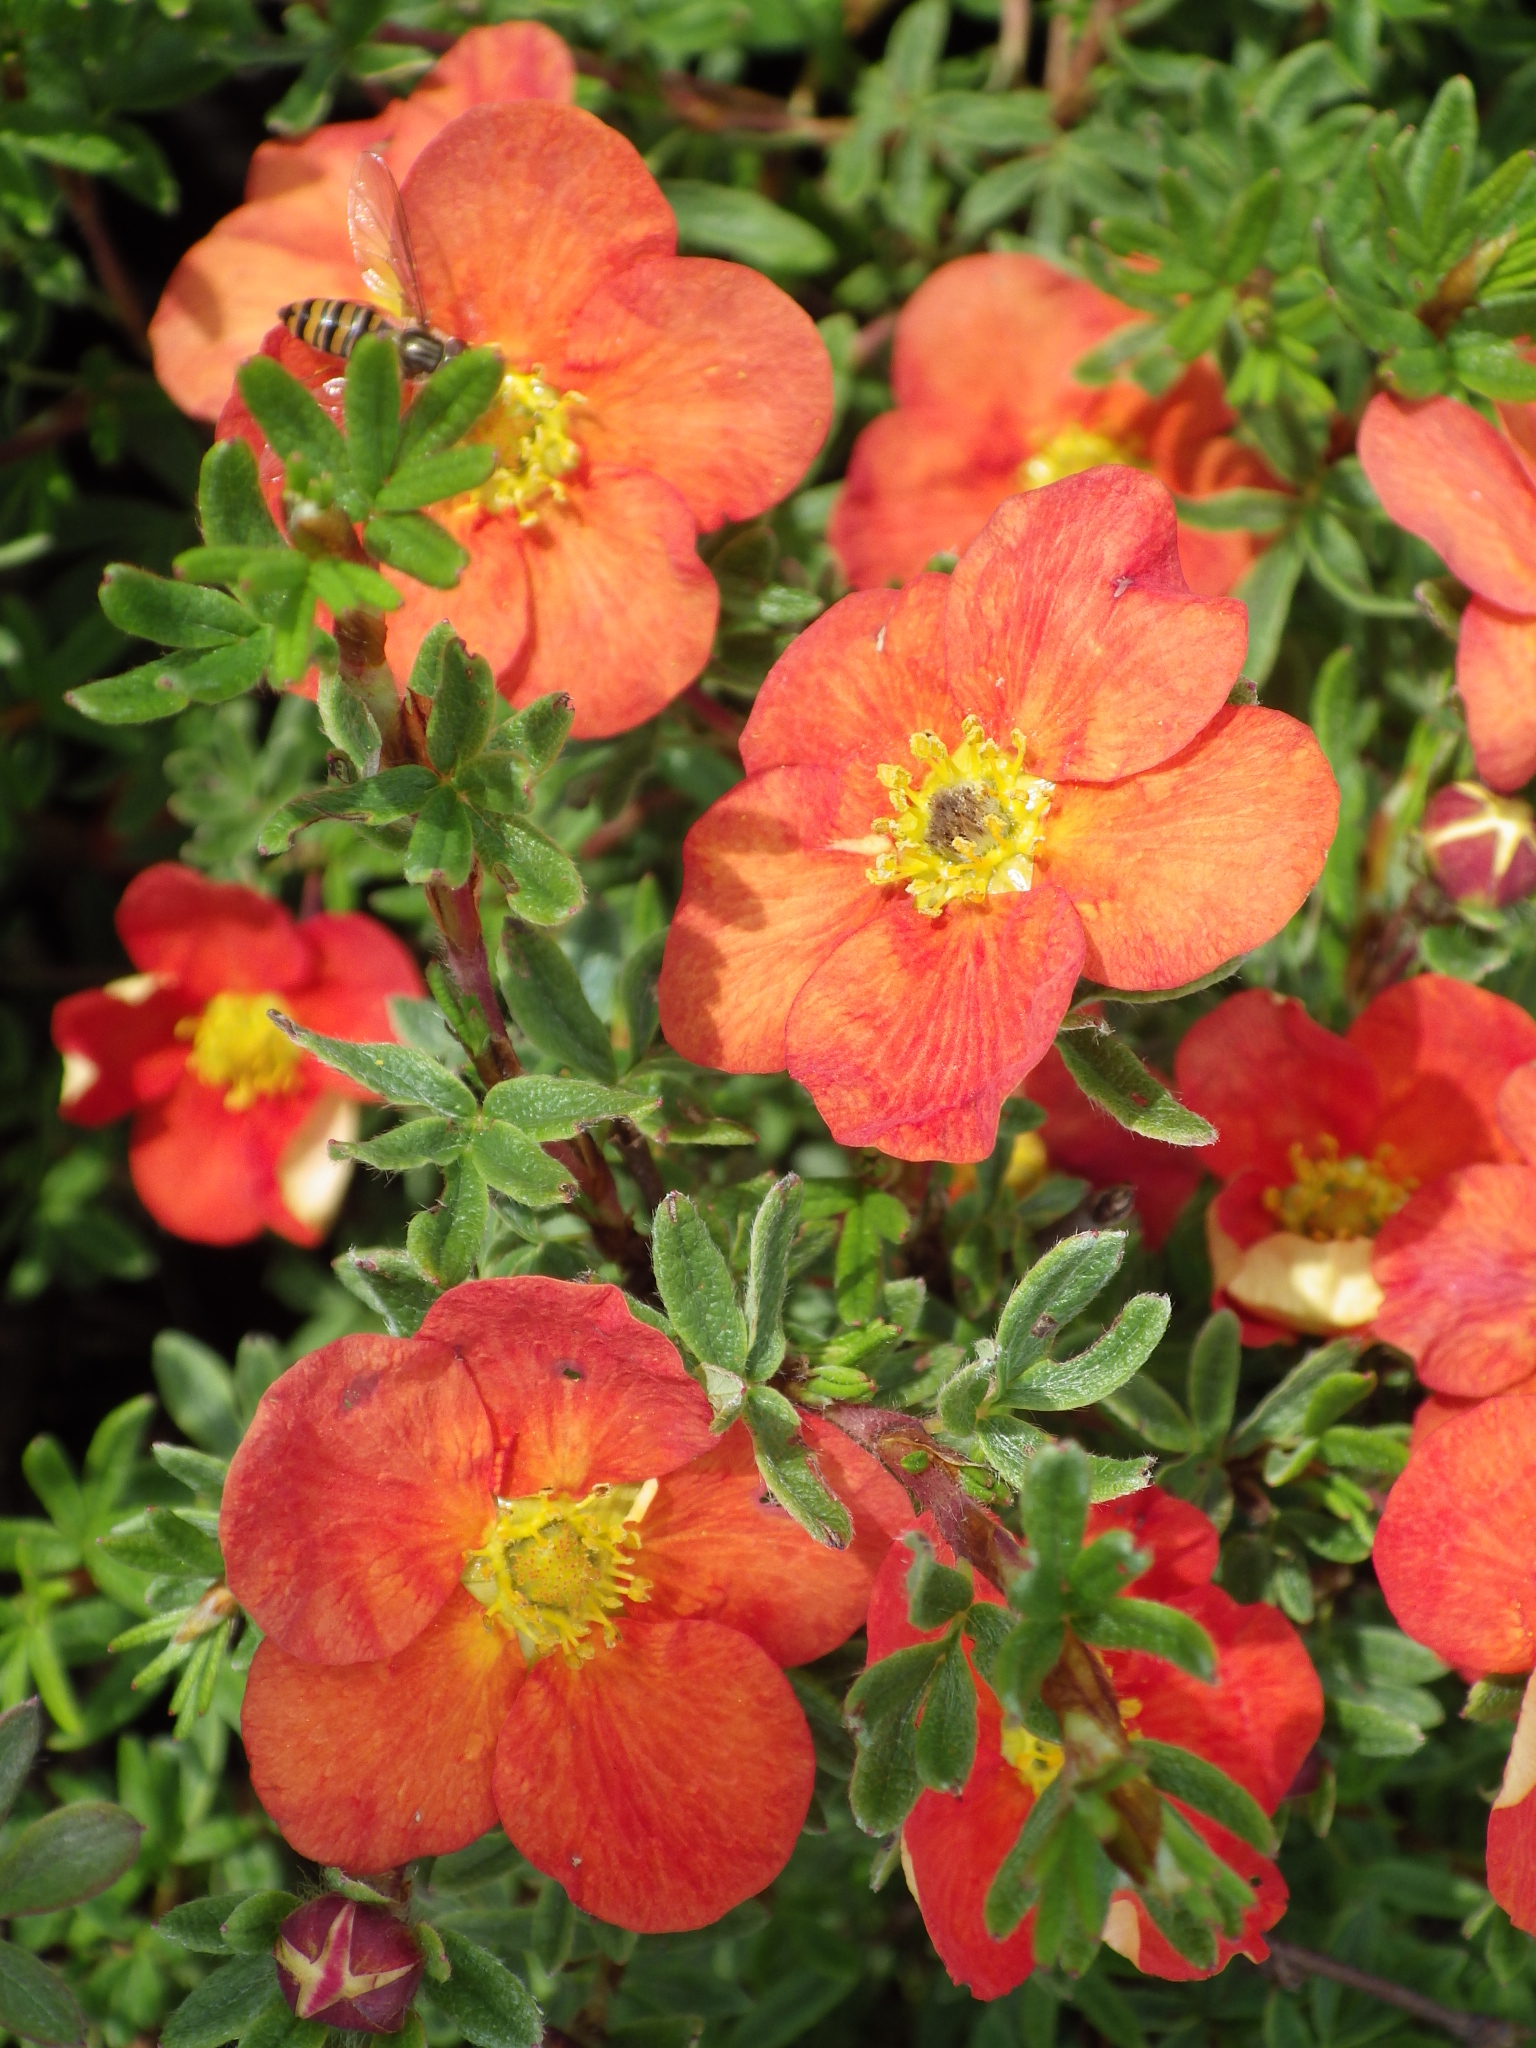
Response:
[990,1619,1064,1719]
[915,1640,977,1794]
[995,1233,1127,1385]
[236,356,346,476]
[0,1941,83,2047]
[1449,333,1536,402]
[1215,168,1283,283]
[1170,489,1295,533]
[621,929,666,1059]
[99,566,257,649]
[467,1122,575,1209]
[317,674,382,771]
[364,512,469,590]
[1232,535,1304,685]
[1013,1295,1171,1412]
[427,638,495,774]
[156,1893,253,1955]
[67,665,189,724]
[334,1246,441,1336]
[0,1701,40,1825]
[480,1076,649,1141]
[500,929,616,1080]
[276,1020,478,1117]
[1138,1738,1276,1853]
[432,1930,542,2048]
[153,1332,241,1457]
[396,349,505,465]
[408,1156,489,1287]
[983,1778,1065,1938]
[339,1117,464,1171]
[308,558,401,618]
[905,1538,974,1630]
[1076,1597,1216,1680]
[1229,1339,1362,1453]
[198,438,282,550]
[743,1176,802,1382]
[344,332,401,502]
[219,1893,301,1955]
[0,1802,142,1914]
[652,1192,747,1374]
[662,181,836,275]
[161,1956,281,2048]
[259,764,438,851]
[742,1384,852,1549]
[482,816,584,927]
[1021,1443,1091,1585]
[375,445,496,512]
[1188,1309,1240,1449]
[1055,1026,1215,1145]
[498,692,574,775]
[405,785,475,888]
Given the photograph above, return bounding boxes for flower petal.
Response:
[902,1757,1038,2001]
[569,256,831,531]
[222,1329,494,1661]
[1502,1063,1536,1164]
[1086,1489,1219,1601]
[241,1587,520,1870]
[118,862,311,997]
[1373,1166,1536,1398]
[1114,1821,1287,1981]
[1039,707,1338,990]
[385,23,575,178]
[638,1417,912,1667]
[1458,599,1536,794]
[403,103,675,366]
[1374,1388,1536,1672]
[944,470,1248,783]
[507,468,717,738]
[1488,1787,1536,1938]
[1358,394,1536,613]
[1348,973,1536,1181]
[1025,1046,1205,1251]
[494,1618,814,1932]
[129,1076,326,1247]
[828,407,1024,591]
[1174,990,1380,1182]
[419,1276,715,1494]
[785,885,1086,1163]
[51,982,193,1125]
[658,766,884,1074]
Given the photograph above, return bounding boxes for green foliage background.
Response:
[4,0,1536,2041]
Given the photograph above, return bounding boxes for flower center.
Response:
[176,992,304,1111]
[1001,1721,1065,1795]
[1018,422,1138,491]
[868,715,1055,917]
[461,1479,656,1665]
[1262,1135,1415,1241]
[467,368,583,524]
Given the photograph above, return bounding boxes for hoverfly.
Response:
[280,151,466,379]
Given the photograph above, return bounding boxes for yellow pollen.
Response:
[1019,422,1139,491]
[461,1479,656,1665]
[1263,1135,1415,1242]
[1001,1721,1065,1795]
[868,714,1054,916]
[176,992,303,1111]
[468,368,583,524]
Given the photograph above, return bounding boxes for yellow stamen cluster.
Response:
[1019,422,1138,491]
[1263,1135,1415,1242]
[1001,1721,1065,1795]
[177,992,304,1111]
[470,368,583,524]
[868,715,1055,917]
[461,1479,656,1665]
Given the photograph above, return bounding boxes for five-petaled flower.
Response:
[51,864,422,1247]
[220,1276,911,1932]
[1375,1389,1536,1936]
[1174,977,1536,1342]
[148,23,576,423]
[1359,393,1536,793]
[866,1490,1322,1998]
[658,466,1336,1162]
[220,100,833,739]
[829,254,1281,601]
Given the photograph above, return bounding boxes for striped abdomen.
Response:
[280,298,389,359]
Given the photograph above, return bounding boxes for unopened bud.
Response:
[274,1897,423,2035]
[1422,782,1536,908]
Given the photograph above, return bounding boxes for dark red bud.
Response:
[274,1896,423,2035]
[1422,782,1536,908]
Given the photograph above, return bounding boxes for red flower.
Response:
[1023,1046,1205,1251]
[221,1277,911,1932]
[1373,1062,1536,1400]
[1358,394,1536,792]
[658,467,1335,1163]
[51,864,422,1246]
[148,24,576,422]
[219,102,833,740]
[1374,1389,1536,1934]
[829,254,1281,600]
[865,1490,1321,1998]
[274,1897,422,2034]
[1173,977,1536,1343]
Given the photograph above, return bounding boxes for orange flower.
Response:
[148,23,576,422]
[51,864,422,1246]
[218,102,833,739]
[1374,1389,1536,1935]
[866,1491,1321,1998]
[1373,1062,1536,1401]
[221,1277,911,1931]
[829,253,1281,600]
[1174,978,1536,1343]
[1358,393,1536,791]
[658,468,1336,1163]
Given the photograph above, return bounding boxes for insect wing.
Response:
[347,151,428,325]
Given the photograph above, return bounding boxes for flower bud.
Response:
[1422,782,1536,908]
[274,1896,423,2035]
